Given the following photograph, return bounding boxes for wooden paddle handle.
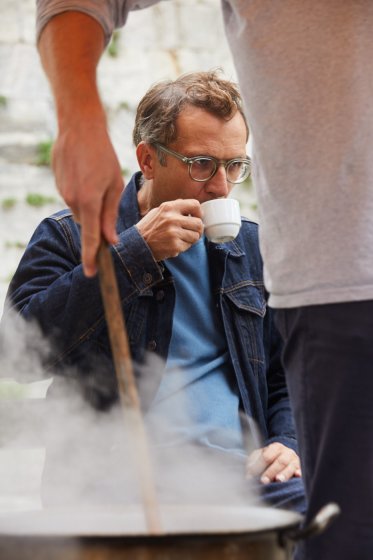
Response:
[97,240,162,535]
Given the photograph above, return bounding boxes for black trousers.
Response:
[276,301,373,560]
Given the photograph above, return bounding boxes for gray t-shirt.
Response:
[36,0,373,308]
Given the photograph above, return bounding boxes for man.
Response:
[4,71,304,514]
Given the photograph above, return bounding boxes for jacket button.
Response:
[143,272,153,285]
[147,340,157,351]
[156,290,165,301]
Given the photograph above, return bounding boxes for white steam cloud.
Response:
[0,309,264,534]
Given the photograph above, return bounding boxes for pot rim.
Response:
[0,504,302,538]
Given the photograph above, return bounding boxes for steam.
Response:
[0,308,260,523]
[0,304,50,383]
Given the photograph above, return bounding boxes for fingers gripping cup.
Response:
[201,198,241,243]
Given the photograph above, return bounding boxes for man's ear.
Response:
[136,142,156,179]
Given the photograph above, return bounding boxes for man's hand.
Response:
[52,118,123,276]
[246,442,302,484]
[38,11,123,276]
[136,199,204,261]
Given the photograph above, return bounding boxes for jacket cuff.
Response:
[264,435,299,454]
[113,225,163,293]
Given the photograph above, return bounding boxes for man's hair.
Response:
[133,70,249,154]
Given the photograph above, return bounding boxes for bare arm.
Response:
[38,11,124,276]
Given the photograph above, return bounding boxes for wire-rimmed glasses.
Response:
[154,142,251,184]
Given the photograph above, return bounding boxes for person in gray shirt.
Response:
[35,2,373,558]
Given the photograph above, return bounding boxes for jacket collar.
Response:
[207,236,245,258]
[117,172,143,231]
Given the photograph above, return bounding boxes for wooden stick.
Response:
[97,240,162,535]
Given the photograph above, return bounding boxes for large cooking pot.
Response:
[0,503,339,560]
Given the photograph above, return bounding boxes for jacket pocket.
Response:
[223,282,266,317]
[221,283,267,375]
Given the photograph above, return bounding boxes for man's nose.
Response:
[205,166,230,198]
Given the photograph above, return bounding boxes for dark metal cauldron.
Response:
[0,503,339,560]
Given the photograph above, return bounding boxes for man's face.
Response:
[151,106,248,205]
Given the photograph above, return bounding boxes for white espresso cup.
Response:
[201,198,241,243]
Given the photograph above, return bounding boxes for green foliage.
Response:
[0,381,28,400]
[0,95,7,108]
[118,100,131,111]
[1,198,17,210]
[25,193,57,207]
[242,175,253,189]
[250,201,258,212]
[4,240,27,250]
[121,167,131,177]
[5,271,15,283]
[36,140,53,166]
[107,30,121,57]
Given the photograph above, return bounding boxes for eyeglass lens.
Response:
[190,158,250,183]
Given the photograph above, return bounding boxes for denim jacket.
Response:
[4,173,297,451]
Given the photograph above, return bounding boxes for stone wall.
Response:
[0,0,257,314]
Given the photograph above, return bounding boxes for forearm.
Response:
[36,9,124,275]
[265,308,298,447]
[266,402,298,452]
[38,11,106,129]
[266,367,298,448]
[266,366,296,443]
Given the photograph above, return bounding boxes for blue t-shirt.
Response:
[147,236,245,457]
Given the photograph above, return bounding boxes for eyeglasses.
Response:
[154,142,251,184]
